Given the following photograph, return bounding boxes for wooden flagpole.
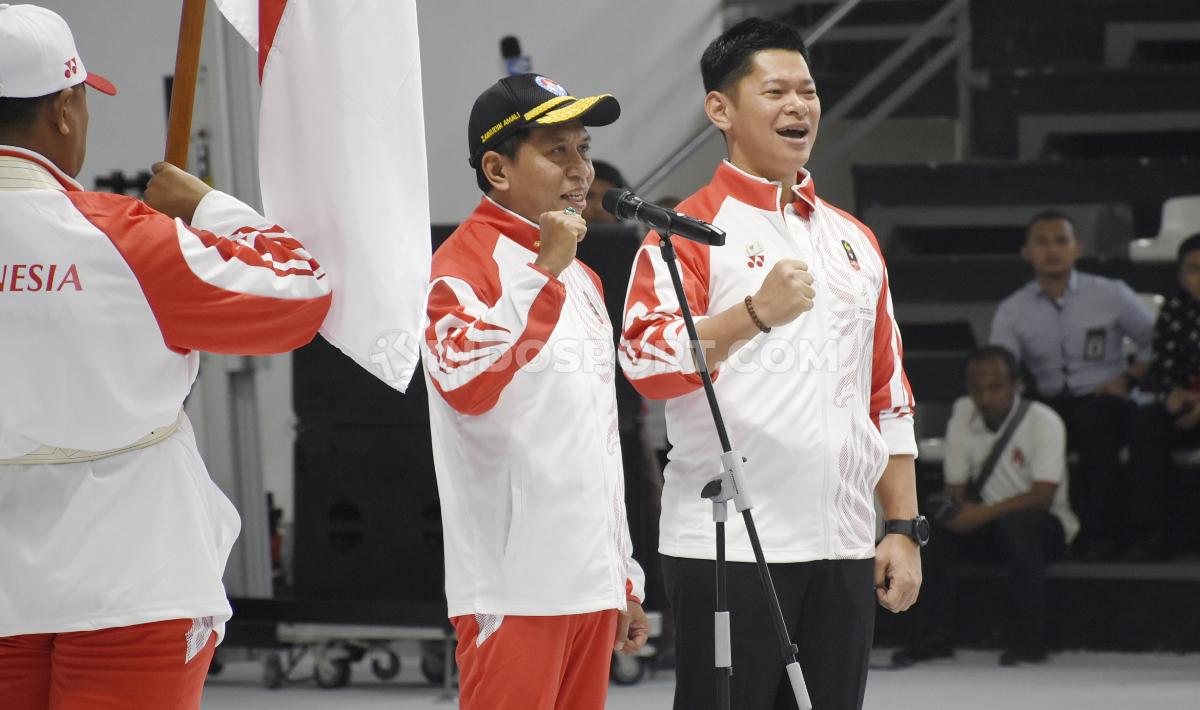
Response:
[164,0,207,169]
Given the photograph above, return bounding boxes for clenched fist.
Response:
[750,259,815,327]
[534,209,587,277]
[143,162,212,223]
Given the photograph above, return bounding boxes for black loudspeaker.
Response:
[293,337,429,427]
[292,424,443,603]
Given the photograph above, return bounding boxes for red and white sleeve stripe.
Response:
[868,258,917,457]
[424,256,565,417]
[618,234,713,400]
[69,191,331,356]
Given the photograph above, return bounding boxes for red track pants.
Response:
[0,618,215,710]
[452,610,618,710]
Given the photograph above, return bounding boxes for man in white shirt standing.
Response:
[894,346,1078,667]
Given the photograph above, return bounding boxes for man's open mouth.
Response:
[777,126,810,141]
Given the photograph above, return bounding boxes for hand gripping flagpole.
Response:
[655,220,812,710]
[165,0,207,169]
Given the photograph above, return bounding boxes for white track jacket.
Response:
[620,161,917,563]
[0,146,331,641]
[423,196,644,618]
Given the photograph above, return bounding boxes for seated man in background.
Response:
[1127,234,1200,559]
[895,346,1078,667]
[990,210,1154,559]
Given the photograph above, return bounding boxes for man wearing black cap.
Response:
[420,73,648,710]
[0,4,331,709]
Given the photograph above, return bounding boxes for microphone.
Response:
[602,189,726,246]
[500,36,532,76]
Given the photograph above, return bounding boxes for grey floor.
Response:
[202,645,1200,709]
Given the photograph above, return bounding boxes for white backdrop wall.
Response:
[29,1,182,190]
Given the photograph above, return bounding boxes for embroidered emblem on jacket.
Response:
[746,240,765,268]
[841,240,860,270]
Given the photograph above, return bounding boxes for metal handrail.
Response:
[810,0,970,170]
[822,0,966,123]
[803,0,865,46]
[810,32,967,171]
[633,0,866,196]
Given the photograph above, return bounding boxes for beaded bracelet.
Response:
[744,295,771,333]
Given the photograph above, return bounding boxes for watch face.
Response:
[914,516,931,546]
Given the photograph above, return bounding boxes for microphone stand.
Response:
[654,220,812,710]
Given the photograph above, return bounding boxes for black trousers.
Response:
[1046,394,1133,543]
[662,555,875,710]
[1127,403,1200,543]
[910,510,1065,650]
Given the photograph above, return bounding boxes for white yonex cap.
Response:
[0,3,116,99]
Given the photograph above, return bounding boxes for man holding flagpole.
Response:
[0,5,332,708]
[421,73,649,710]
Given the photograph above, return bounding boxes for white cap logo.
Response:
[0,5,115,98]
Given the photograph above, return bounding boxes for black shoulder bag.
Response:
[926,399,1033,524]
[966,398,1032,502]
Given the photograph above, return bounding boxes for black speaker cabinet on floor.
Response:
[293,335,442,602]
[292,423,443,602]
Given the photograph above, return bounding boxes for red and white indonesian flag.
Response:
[213,0,430,391]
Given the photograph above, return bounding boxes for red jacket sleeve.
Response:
[423,229,566,416]
[618,231,713,400]
[68,190,332,355]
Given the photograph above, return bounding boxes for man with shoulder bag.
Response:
[894,346,1079,667]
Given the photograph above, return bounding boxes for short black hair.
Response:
[700,17,809,95]
[967,345,1019,382]
[0,93,55,131]
[591,159,626,189]
[474,129,532,194]
[1026,209,1075,233]
[1178,233,1200,264]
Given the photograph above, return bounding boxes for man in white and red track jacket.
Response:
[623,160,916,562]
[619,19,922,710]
[422,73,646,710]
[0,7,330,709]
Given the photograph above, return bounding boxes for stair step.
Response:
[975,66,1200,158]
[853,158,1200,239]
[973,0,1200,70]
[875,568,1200,652]
[885,255,1174,302]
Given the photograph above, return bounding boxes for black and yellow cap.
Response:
[467,73,620,168]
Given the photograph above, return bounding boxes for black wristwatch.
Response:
[884,516,930,547]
